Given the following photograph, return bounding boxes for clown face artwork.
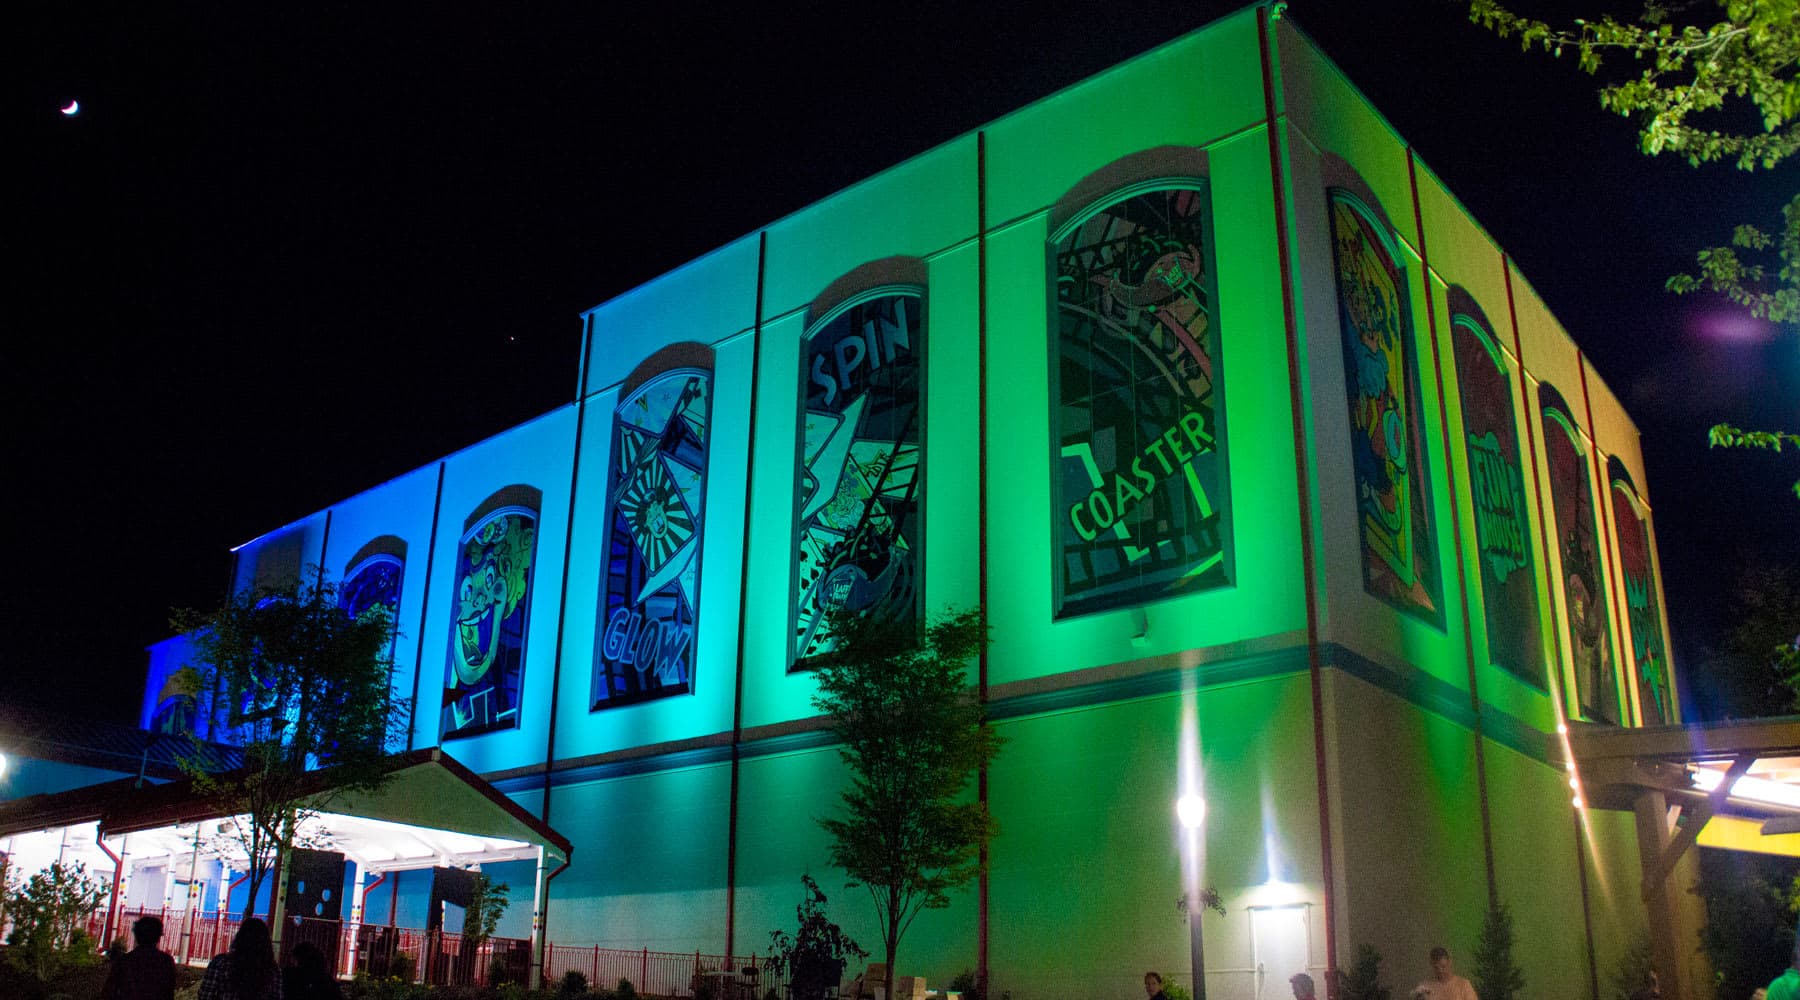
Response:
[443,507,537,739]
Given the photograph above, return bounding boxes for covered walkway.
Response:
[0,748,571,987]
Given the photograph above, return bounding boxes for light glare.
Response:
[1176,793,1206,830]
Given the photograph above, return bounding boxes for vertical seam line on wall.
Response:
[1577,352,1636,727]
[543,361,592,827]
[726,229,769,959]
[976,127,991,988]
[1258,7,1338,980]
[1573,809,1599,1000]
[407,461,448,752]
[1506,259,1598,997]
[1504,259,1568,717]
[535,389,586,970]
[317,510,333,591]
[1407,151,1497,909]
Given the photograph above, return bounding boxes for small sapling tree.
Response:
[811,607,1003,984]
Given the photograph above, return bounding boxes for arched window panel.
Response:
[792,270,926,667]
[1539,387,1618,724]
[1447,289,1541,686]
[1327,187,1442,624]
[340,537,406,623]
[443,490,541,740]
[1609,460,1671,725]
[592,344,714,710]
[1049,180,1230,619]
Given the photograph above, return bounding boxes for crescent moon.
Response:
[60,100,80,116]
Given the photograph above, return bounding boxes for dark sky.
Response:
[9,1,1796,726]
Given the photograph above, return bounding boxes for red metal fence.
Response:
[101,907,778,995]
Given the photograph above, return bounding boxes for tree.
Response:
[1471,901,1526,1000]
[810,607,1003,984]
[3,860,107,982]
[172,572,409,928]
[1468,0,1799,493]
[463,872,512,946]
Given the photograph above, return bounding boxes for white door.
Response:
[1251,906,1311,1000]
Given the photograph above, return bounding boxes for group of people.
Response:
[1139,945,1477,1000]
[100,914,343,1000]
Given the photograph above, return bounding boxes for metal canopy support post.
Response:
[529,844,548,990]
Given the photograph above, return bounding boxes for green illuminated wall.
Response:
[200,6,1686,996]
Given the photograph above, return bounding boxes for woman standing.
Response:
[198,918,284,1000]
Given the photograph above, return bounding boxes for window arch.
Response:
[340,536,407,622]
[592,344,714,709]
[1326,179,1442,623]
[1048,156,1230,619]
[791,258,926,666]
[443,486,541,740]
[1539,386,1617,723]
[1446,287,1541,685]
[1608,459,1670,724]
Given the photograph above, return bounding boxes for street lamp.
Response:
[1177,794,1208,1000]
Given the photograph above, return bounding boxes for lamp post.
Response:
[1177,794,1208,1000]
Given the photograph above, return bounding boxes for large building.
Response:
[93,5,1771,998]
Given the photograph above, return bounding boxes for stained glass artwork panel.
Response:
[340,553,403,623]
[593,362,712,708]
[442,508,537,739]
[1051,184,1229,618]
[1541,396,1617,723]
[1449,304,1541,684]
[792,288,923,664]
[1611,477,1670,724]
[1328,189,1441,622]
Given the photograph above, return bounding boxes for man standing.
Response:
[102,915,177,1000]
[1766,938,1800,1000]
[1412,947,1478,1000]
[1144,971,1170,1000]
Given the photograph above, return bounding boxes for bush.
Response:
[1472,902,1525,1000]
[2,861,107,983]
[560,969,589,994]
[615,977,637,1000]
[1163,983,1193,1000]
[1338,945,1391,1000]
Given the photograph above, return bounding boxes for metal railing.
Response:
[98,906,782,995]
[541,944,783,999]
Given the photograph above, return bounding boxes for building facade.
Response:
[140,8,1689,997]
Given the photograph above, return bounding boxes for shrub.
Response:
[561,969,589,995]
[1338,945,1390,1000]
[1472,901,1525,1000]
[615,977,637,1000]
[2,861,107,982]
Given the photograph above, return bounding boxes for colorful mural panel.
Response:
[1541,391,1617,723]
[1051,183,1229,617]
[1448,296,1541,685]
[1610,466,1670,724]
[340,553,404,622]
[593,352,712,708]
[1328,188,1441,622]
[792,287,924,664]
[442,506,538,739]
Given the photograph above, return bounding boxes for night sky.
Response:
[10,1,1796,727]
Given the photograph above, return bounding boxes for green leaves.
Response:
[1469,0,1800,170]
[810,606,1002,980]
